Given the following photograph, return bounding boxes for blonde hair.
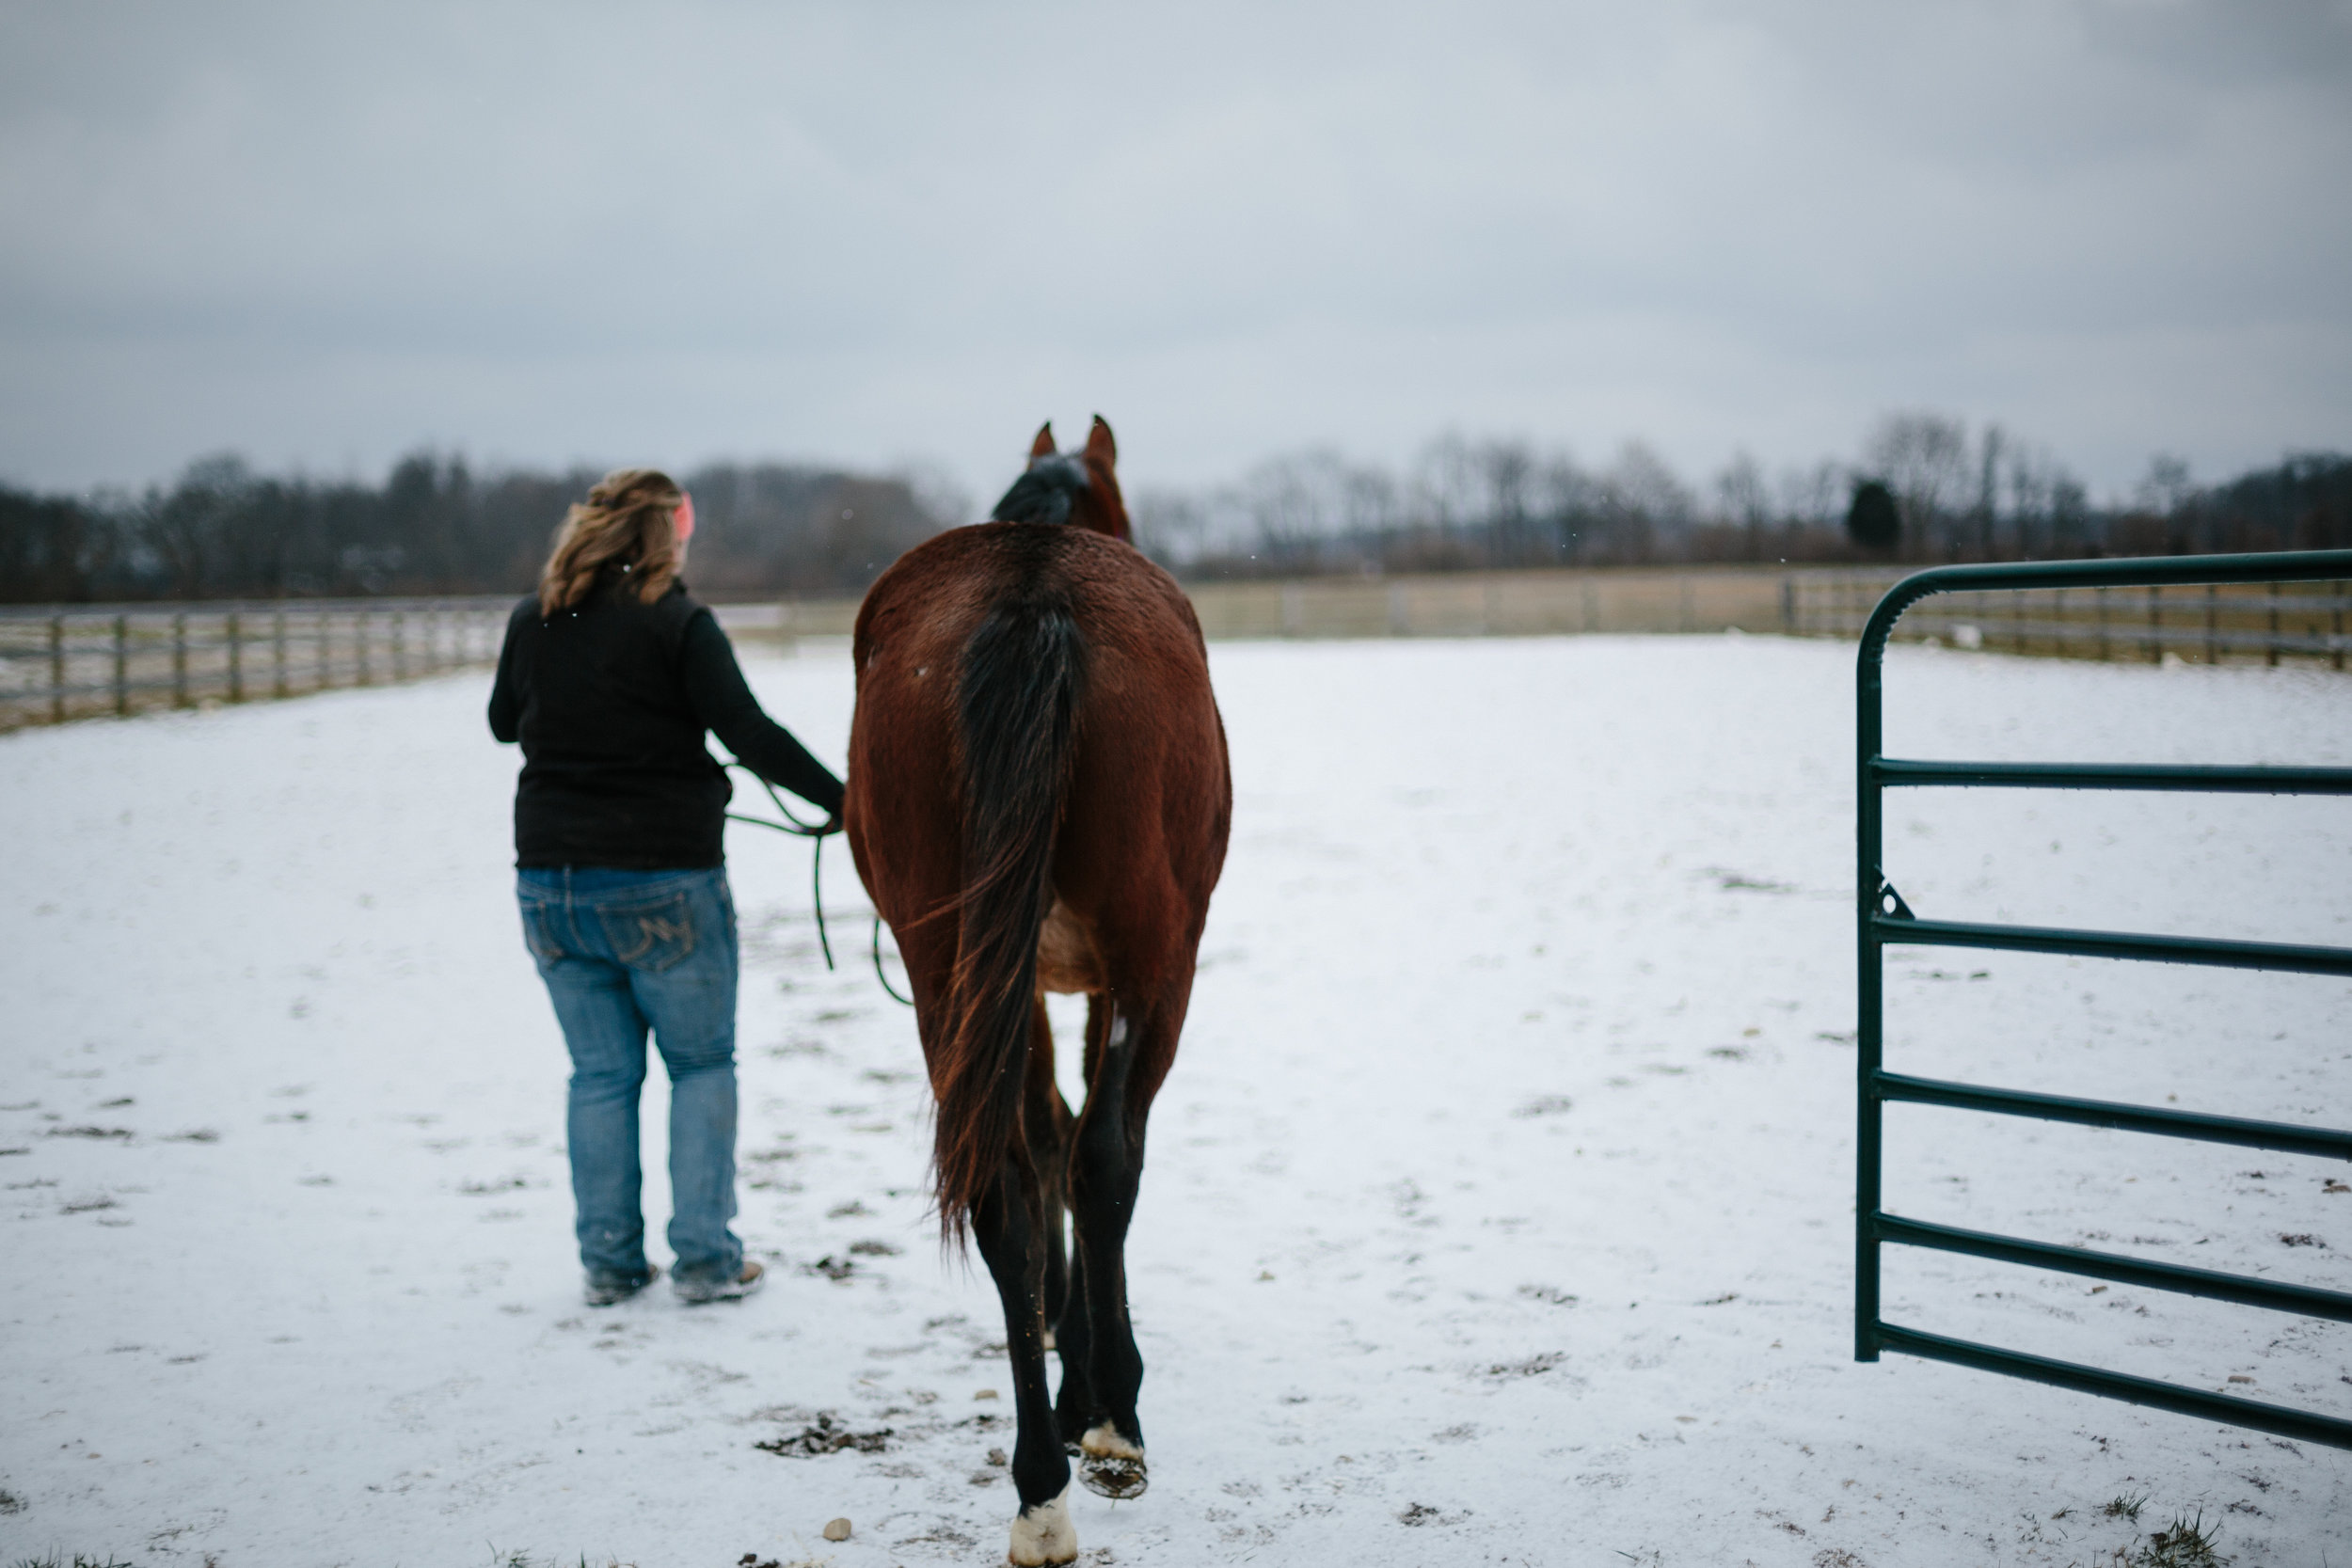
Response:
[537,467,686,615]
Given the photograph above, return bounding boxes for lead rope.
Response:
[723,768,914,1006]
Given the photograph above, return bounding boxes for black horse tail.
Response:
[932,590,1088,1241]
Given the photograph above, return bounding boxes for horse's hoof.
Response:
[1079,1422,1148,1499]
[1007,1482,1076,1565]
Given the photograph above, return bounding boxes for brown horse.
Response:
[844,417,1231,1565]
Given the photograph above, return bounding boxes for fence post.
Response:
[356,610,372,685]
[2145,586,2160,663]
[1280,584,1303,638]
[227,612,243,703]
[1781,578,1795,635]
[390,610,406,682]
[273,610,288,699]
[2267,581,2281,669]
[318,609,331,692]
[111,615,128,717]
[2205,584,2218,664]
[47,620,65,728]
[171,612,189,707]
[2095,587,2109,661]
[2052,589,2065,659]
[422,602,438,674]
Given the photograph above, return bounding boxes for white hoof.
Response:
[1007,1481,1076,1566]
[1079,1422,1147,1499]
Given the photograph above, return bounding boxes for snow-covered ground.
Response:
[3,634,2348,1568]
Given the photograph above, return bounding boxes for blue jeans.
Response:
[516,866,743,1291]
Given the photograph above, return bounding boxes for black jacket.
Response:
[487,574,844,868]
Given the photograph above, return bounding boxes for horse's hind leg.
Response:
[1063,990,1172,1499]
[974,1147,1077,1564]
[1050,996,1107,1447]
[1024,994,1074,1349]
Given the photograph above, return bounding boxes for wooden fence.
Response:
[0,597,514,732]
[8,563,2346,732]
[750,566,1795,643]
[1782,569,2352,670]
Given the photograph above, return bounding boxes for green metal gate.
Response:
[1854,549,2352,1448]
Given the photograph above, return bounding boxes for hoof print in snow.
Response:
[803,1255,856,1281]
[1486,1352,1565,1378]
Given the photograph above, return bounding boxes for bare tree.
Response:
[1975,424,2004,559]
[1866,412,1971,558]
[1713,451,1769,560]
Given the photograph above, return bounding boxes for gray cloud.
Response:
[2,0,2345,501]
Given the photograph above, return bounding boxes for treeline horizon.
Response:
[2,416,2347,605]
[0,452,957,605]
[1133,414,2352,578]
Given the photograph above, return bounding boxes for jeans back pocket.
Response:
[518,896,568,963]
[596,891,698,972]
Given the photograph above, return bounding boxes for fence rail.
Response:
[1790,569,2352,668]
[0,597,514,731]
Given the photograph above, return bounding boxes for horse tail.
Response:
[934,589,1088,1241]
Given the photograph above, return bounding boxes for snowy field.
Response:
[3,633,2349,1568]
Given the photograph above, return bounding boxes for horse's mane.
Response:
[989,454,1089,526]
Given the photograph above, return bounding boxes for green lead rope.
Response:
[723,767,914,1006]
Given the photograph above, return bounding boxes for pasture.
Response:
[2,634,2346,1566]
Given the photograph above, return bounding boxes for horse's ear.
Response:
[1086,415,1117,467]
[1028,423,1057,461]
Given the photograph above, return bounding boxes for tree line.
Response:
[0,451,958,604]
[1131,415,2352,578]
[4,419,2346,603]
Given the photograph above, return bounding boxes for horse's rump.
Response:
[846,520,1228,1235]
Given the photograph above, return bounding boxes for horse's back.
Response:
[849,522,1229,966]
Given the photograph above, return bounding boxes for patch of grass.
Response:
[2105,1491,2147,1522]
[10,1556,137,1568]
[2135,1510,2225,1567]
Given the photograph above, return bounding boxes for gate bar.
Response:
[1873,1212,2352,1321]
[1874,1323,2352,1449]
[1855,546,2352,1443]
[1874,1069,2352,1160]
[1872,758,2352,795]
[1872,914,2352,977]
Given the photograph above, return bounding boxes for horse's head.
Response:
[988,416,1130,543]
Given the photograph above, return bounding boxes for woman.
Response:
[488,468,843,1307]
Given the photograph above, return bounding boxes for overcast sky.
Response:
[2,1,2346,506]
